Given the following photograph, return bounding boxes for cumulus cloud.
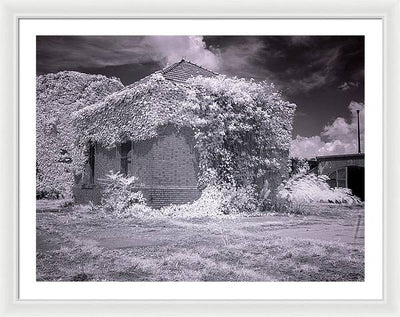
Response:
[290,101,364,158]
[290,135,326,159]
[143,36,221,71]
[37,36,364,96]
[290,136,361,159]
[37,36,222,73]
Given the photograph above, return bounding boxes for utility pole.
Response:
[357,109,361,154]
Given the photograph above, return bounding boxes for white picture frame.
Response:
[1,0,399,316]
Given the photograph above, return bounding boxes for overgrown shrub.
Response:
[219,184,259,215]
[277,173,361,205]
[289,158,311,177]
[98,171,259,219]
[159,183,259,218]
[99,171,148,217]
[187,76,296,190]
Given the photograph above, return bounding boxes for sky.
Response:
[36,35,365,158]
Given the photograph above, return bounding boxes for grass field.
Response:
[36,202,364,282]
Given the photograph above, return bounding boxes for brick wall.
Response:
[129,126,198,187]
[136,186,200,209]
[73,125,200,207]
[73,126,290,207]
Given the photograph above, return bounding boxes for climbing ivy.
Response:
[74,73,296,191]
[36,71,124,198]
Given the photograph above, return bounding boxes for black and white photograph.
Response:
[36,35,365,282]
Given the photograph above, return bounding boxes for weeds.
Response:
[99,171,148,217]
[278,171,362,205]
[37,203,364,282]
[269,200,307,215]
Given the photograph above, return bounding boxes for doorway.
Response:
[120,141,132,176]
[347,166,365,201]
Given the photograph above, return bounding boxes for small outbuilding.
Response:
[316,153,365,201]
[72,59,295,208]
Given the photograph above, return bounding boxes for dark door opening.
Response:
[347,166,364,201]
[120,141,132,176]
[88,142,95,184]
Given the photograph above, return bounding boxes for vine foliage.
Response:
[74,73,296,193]
[36,71,123,198]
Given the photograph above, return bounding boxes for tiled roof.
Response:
[161,59,218,83]
[123,59,218,90]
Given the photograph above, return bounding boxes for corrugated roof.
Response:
[161,59,218,83]
[316,153,365,161]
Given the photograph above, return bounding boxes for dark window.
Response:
[120,141,132,176]
[88,142,95,184]
[328,168,346,188]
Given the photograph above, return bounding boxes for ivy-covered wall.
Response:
[73,71,296,206]
[36,71,124,198]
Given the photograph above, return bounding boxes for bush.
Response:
[219,184,259,215]
[98,172,259,219]
[159,184,259,218]
[99,171,148,217]
[277,173,361,205]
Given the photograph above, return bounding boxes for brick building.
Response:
[316,153,365,201]
[73,60,216,207]
[73,59,292,208]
